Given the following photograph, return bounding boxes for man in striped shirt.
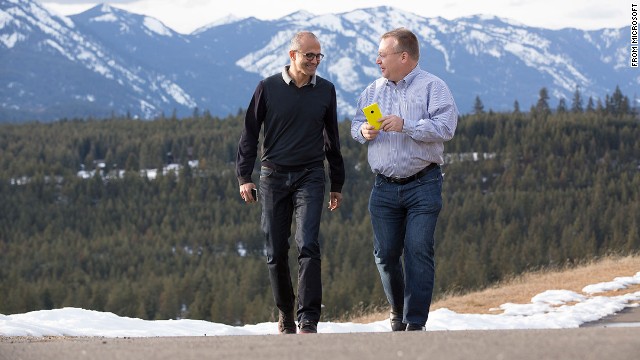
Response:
[351,28,458,331]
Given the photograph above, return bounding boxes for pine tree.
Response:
[557,98,567,113]
[473,95,485,114]
[571,86,583,113]
[533,87,551,118]
[586,96,595,112]
[607,85,630,116]
[513,100,520,114]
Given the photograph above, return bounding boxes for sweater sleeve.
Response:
[323,84,345,193]
[236,81,265,185]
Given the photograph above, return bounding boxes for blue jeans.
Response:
[369,165,442,326]
[259,166,325,324]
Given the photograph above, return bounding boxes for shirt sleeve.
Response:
[350,84,374,144]
[403,78,458,143]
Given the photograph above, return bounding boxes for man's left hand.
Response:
[380,115,404,132]
[328,192,342,211]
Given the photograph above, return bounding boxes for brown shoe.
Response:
[278,310,296,334]
[390,309,406,331]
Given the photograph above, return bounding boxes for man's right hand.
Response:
[360,123,380,141]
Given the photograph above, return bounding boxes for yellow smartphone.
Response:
[362,103,382,130]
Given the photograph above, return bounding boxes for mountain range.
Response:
[1,0,637,122]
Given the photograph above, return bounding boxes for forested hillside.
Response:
[1,98,639,325]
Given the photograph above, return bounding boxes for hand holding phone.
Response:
[362,103,383,130]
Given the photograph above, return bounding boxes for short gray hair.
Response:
[290,31,318,51]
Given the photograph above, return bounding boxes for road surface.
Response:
[2,307,638,360]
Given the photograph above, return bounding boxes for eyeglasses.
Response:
[296,51,325,61]
[377,51,404,59]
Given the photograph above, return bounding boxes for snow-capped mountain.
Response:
[0,0,196,121]
[0,0,636,122]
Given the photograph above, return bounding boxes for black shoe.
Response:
[298,320,318,334]
[406,323,425,331]
[278,310,297,334]
[390,310,406,331]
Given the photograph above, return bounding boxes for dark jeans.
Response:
[259,165,325,324]
[369,165,443,326]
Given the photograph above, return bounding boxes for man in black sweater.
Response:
[236,31,345,334]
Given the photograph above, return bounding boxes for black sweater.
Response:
[236,72,345,193]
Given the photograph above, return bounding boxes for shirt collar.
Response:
[282,66,317,87]
[383,64,421,88]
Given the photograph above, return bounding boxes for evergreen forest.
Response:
[1,88,639,325]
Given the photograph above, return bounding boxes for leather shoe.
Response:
[390,309,406,331]
[278,310,296,334]
[298,320,317,334]
[406,323,426,331]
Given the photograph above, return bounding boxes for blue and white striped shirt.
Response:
[351,65,458,178]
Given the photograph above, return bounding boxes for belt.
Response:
[378,163,438,185]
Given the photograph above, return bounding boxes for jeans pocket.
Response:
[260,166,274,178]
[416,169,442,185]
[374,175,385,188]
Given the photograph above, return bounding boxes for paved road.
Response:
[2,307,639,360]
[581,305,640,328]
[2,326,639,360]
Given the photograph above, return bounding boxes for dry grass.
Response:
[351,253,640,323]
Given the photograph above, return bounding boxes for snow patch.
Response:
[0,8,15,29]
[236,30,295,77]
[143,17,172,37]
[91,13,118,23]
[159,79,196,107]
[1,32,25,49]
[328,57,364,92]
[192,14,242,34]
